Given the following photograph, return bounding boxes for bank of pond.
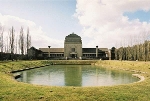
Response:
[13,65,140,87]
[0,60,150,101]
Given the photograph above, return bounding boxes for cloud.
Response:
[75,0,150,48]
[0,13,63,49]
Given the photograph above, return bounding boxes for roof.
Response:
[65,33,81,38]
[99,48,109,52]
[82,48,108,53]
[65,33,82,44]
[82,48,96,53]
[39,48,64,53]
[29,47,43,52]
[39,48,108,53]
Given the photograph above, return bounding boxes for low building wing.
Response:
[39,48,64,53]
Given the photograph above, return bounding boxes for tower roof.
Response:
[65,32,82,44]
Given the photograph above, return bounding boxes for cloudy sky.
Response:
[0,0,150,49]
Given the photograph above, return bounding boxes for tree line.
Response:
[0,25,31,60]
[115,31,150,61]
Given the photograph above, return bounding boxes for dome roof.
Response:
[65,32,82,44]
[66,33,80,38]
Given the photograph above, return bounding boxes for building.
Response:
[64,33,82,58]
[39,33,110,60]
[27,46,43,59]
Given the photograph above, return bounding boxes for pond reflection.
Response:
[16,65,139,87]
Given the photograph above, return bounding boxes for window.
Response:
[72,48,75,52]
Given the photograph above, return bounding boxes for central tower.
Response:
[64,33,82,58]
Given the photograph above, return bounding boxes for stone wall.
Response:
[64,43,82,58]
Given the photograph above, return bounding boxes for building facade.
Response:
[38,33,110,60]
[64,33,82,58]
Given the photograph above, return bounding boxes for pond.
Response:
[15,65,139,87]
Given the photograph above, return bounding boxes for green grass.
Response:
[0,60,150,101]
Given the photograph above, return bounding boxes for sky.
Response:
[0,0,150,49]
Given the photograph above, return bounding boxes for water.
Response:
[16,65,139,87]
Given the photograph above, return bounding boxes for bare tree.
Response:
[26,27,31,54]
[0,26,4,52]
[115,30,150,61]
[9,26,15,60]
[26,28,29,50]
[6,35,10,53]
[26,27,31,59]
[19,27,24,57]
[15,36,18,54]
[144,40,149,61]
[118,47,123,61]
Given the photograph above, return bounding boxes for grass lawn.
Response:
[0,60,150,101]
